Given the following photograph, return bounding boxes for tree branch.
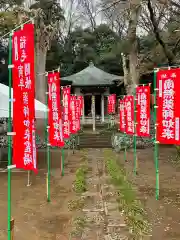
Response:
[147,0,174,64]
[172,37,180,55]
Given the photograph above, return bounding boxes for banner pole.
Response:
[133,86,137,175]
[7,32,13,240]
[27,171,31,186]
[61,148,64,176]
[153,70,159,200]
[61,88,64,177]
[45,87,51,202]
[124,131,127,162]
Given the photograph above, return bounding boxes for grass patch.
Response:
[104,149,152,239]
[68,197,85,211]
[70,216,86,238]
[74,156,88,193]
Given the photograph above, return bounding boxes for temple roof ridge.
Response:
[61,63,123,87]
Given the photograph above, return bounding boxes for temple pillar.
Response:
[101,94,104,123]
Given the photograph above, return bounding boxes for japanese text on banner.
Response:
[70,96,77,134]
[157,69,180,144]
[48,72,64,147]
[136,86,150,137]
[77,95,83,116]
[124,96,134,135]
[119,99,126,132]
[76,97,81,131]
[62,87,70,139]
[12,23,37,172]
[108,94,116,114]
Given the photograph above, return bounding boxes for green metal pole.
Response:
[7,32,12,240]
[77,132,80,150]
[45,86,50,202]
[133,86,137,175]
[124,136,127,162]
[61,148,64,176]
[121,96,127,162]
[153,70,159,200]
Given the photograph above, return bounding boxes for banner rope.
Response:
[37,67,60,76]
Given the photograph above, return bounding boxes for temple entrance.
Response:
[95,95,101,116]
[84,94,101,117]
[84,95,91,116]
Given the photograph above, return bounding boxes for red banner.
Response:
[70,95,77,134]
[108,94,116,114]
[119,99,126,132]
[62,87,71,139]
[76,97,81,131]
[77,95,83,116]
[136,86,150,137]
[108,95,111,114]
[13,23,37,172]
[124,95,134,135]
[48,72,64,147]
[157,69,180,144]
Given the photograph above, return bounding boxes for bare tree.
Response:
[77,0,100,30]
[101,0,128,37]
[146,0,180,65]
[101,0,141,93]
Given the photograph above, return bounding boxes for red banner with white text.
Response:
[119,99,126,132]
[70,95,77,134]
[48,72,64,147]
[12,23,37,172]
[157,69,180,144]
[62,87,71,139]
[124,95,134,135]
[108,94,116,114]
[136,86,150,137]
[76,97,81,131]
[77,95,83,116]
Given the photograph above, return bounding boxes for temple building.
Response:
[62,62,123,128]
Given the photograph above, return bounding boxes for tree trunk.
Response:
[121,53,129,93]
[35,45,47,104]
[127,2,141,94]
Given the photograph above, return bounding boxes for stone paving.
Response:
[81,149,130,240]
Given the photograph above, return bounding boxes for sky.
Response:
[23,0,150,36]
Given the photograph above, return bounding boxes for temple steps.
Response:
[79,132,112,148]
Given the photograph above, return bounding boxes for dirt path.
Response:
[0,149,84,240]
[3,147,172,239]
[116,146,180,240]
[79,149,130,239]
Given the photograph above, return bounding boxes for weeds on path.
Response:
[74,156,88,193]
[70,216,86,238]
[104,149,152,239]
[69,153,89,238]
